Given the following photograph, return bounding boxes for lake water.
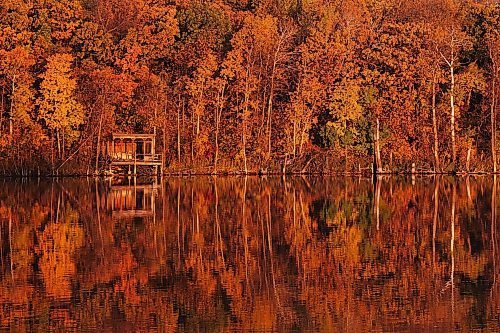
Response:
[0,176,498,332]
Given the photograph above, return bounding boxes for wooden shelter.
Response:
[103,133,162,174]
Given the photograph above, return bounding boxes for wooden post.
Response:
[124,140,127,160]
[411,163,416,186]
[134,140,137,175]
[152,137,156,160]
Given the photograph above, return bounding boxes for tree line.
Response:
[0,0,498,175]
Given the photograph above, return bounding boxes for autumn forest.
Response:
[0,0,499,175]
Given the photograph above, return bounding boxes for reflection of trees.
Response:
[0,176,497,331]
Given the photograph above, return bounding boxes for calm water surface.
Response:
[0,176,498,332]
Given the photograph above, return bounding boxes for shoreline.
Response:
[0,171,499,179]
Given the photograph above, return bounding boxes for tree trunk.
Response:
[9,77,15,136]
[196,83,204,138]
[374,117,382,174]
[190,106,194,165]
[162,103,168,175]
[266,43,282,161]
[194,83,204,160]
[293,118,297,159]
[214,83,225,174]
[389,151,393,172]
[242,106,248,174]
[439,31,459,172]
[450,64,457,170]
[1,86,4,132]
[266,81,274,160]
[62,129,65,160]
[491,75,497,173]
[466,140,472,172]
[95,111,104,174]
[56,129,61,159]
[196,114,200,137]
[345,143,348,174]
[242,71,251,175]
[432,74,440,173]
[51,132,55,174]
[214,131,219,174]
[299,126,306,156]
[177,99,181,164]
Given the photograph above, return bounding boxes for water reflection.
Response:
[0,176,498,331]
[106,180,159,218]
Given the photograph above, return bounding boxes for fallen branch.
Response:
[300,154,316,174]
[55,128,96,173]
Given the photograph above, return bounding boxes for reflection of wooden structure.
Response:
[103,133,162,174]
[107,183,158,218]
